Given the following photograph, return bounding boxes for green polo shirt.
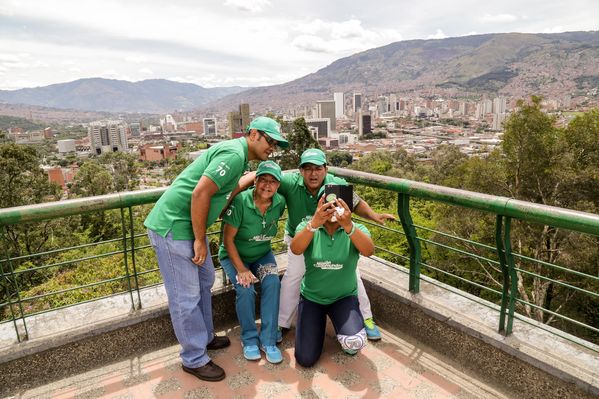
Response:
[297,221,370,305]
[144,138,249,240]
[218,188,286,263]
[278,172,348,237]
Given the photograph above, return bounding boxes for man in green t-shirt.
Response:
[144,117,288,382]
[277,148,395,340]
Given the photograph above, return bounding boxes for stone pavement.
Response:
[10,321,508,399]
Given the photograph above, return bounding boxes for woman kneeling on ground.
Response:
[290,184,375,367]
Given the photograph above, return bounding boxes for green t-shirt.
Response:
[278,172,348,237]
[218,188,286,263]
[297,221,370,305]
[144,138,249,239]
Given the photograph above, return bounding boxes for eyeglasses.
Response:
[258,130,278,148]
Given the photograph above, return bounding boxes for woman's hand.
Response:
[311,196,336,228]
[236,269,258,288]
[334,198,353,231]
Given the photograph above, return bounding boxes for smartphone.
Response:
[323,184,354,211]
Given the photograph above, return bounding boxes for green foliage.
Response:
[165,155,192,183]
[98,151,141,191]
[0,115,45,131]
[71,161,114,197]
[278,117,320,170]
[328,151,353,167]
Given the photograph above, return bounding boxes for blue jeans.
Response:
[148,230,215,368]
[220,251,280,347]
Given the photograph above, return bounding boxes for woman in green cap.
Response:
[218,160,286,364]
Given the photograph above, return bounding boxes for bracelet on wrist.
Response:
[347,222,356,236]
[307,222,318,232]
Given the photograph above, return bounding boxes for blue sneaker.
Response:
[260,345,283,364]
[242,344,261,361]
[276,328,283,344]
[364,318,382,341]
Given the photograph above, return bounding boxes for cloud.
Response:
[292,18,402,54]
[139,67,153,75]
[480,13,519,23]
[224,0,270,12]
[543,26,566,33]
[427,29,447,40]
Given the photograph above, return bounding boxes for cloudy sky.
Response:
[0,0,598,90]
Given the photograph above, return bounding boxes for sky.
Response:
[0,0,598,91]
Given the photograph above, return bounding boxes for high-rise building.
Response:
[305,118,330,139]
[203,118,217,136]
[357,111,371,136]
[334,92,344,118]
[227,103,250,137]
[353,92,362,113]
[316,100,336,133]
[88,121,128,155]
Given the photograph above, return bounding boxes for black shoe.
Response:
[182,361,225,381]
[206,335,231,350]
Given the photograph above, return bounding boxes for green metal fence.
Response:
[1,169,598,352]
[329,167,599,352]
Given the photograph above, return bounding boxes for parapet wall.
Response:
[1,254,597,398]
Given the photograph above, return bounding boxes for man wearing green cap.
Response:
[219,160,285,364]
[277,148,395,341]
[145,116,288,382]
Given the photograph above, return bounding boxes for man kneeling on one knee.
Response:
[290,184,375,367]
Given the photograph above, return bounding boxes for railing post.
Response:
[119,208,136,310]
[128,206,142,309]
[496,215,518,335]
[1,227,29,342]
[397,193,421,293]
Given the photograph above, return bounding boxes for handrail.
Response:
[328,167,599,236]
[0,188,166,227]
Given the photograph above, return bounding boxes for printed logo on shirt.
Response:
[215,161,231,177]
[250,234,274,242]
[314,261,342,270]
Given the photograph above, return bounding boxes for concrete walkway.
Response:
[9,321,507,399]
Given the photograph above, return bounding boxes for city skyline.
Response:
[1,0,598,91]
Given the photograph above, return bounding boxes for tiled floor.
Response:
[15,322,508,399]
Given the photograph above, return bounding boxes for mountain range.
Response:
[1,31,599,115]
[205,31,599,112]
[0,79,247,114]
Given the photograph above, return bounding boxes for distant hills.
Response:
[2,32,599,116]
[0,78,248,114]
[205,31,599,112]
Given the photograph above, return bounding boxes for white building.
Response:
[57,139,76,153]
[334,92,344,118]
[88,120,128,155]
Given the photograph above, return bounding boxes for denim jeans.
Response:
[148,230,215,368]
[295,295,364,367]
[220,251,280,347]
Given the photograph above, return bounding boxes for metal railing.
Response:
[329,167,599,352]
[1,169,598,352]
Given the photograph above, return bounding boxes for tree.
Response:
[71,161,114,197]
[328,151,353,167]
[98,151,141,192]
[278,117,320,170]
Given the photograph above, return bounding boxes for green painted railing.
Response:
[329,167,599,351]
[1,169,598,353]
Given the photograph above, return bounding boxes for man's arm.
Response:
[190,175,220,265]
[220,171,256,218]
[353,198,396,225]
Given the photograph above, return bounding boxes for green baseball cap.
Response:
[256,160,282,181]
[247,116,289,149]
[300,148,327,167]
